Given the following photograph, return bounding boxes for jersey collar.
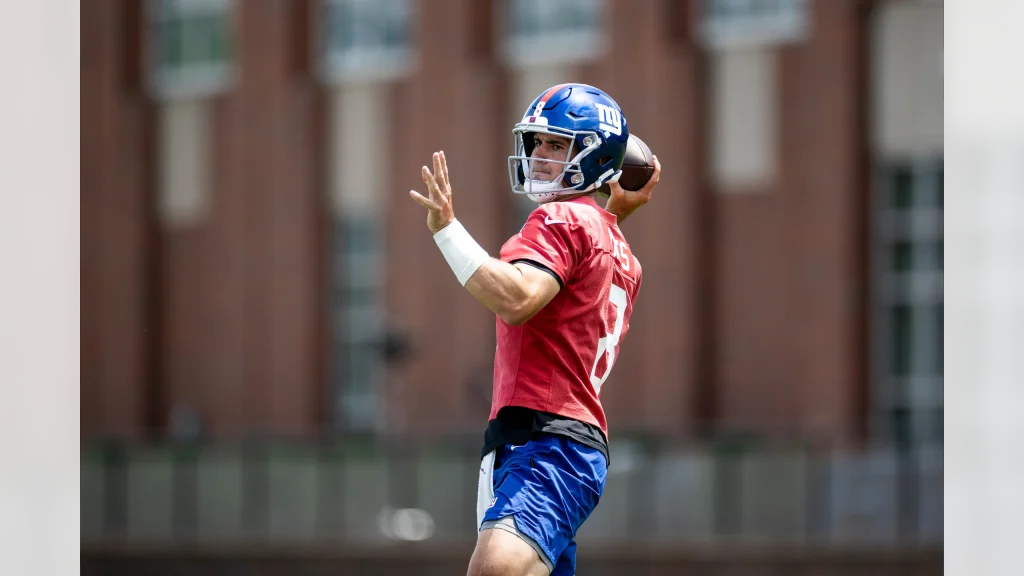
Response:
[569,195,620,226]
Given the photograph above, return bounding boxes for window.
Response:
[872,158,943,449]
[325,83,390,433]
[698,0,810,50]
[148,0,236,98]
[502,0,607,67]
[320,0,415,82]
[330,218,386,432]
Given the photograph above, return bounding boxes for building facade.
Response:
[81,0,943,449]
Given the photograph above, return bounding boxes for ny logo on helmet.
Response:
[594,103,622,137]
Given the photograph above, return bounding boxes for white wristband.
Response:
[433,219,489,286]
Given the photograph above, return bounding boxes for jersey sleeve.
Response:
[499,206,587,286]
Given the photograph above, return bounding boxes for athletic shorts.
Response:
[476,433,607,575]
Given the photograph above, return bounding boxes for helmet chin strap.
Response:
[523,167,623,204]
[528,193,559,204]
[524,178,569,203]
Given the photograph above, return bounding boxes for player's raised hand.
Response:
[605,155,661,224]
[409,151,456,234]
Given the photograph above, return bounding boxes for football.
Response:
[618,134,655,191]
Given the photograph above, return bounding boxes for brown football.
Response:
[618,134,655,191]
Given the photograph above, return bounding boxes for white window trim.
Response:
[150,63,236,101]
[320,48,415,84]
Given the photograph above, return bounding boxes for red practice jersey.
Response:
[492,196,642,435]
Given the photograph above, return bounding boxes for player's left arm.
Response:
[409,151,561,325]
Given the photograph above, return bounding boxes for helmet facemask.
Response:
[507,124,603,203]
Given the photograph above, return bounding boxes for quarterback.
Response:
[409,83,661,576]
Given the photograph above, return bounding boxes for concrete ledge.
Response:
[81,541,943,576]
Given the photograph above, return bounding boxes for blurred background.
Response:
[81,0,943,573]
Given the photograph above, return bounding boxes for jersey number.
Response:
[590,284,627,394]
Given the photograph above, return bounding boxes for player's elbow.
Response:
[501,314,531,326]
[498,307,530,326]
[498,299,538,326]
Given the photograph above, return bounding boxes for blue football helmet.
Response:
[507,83,630,203]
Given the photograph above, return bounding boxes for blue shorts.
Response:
[476,434,607,575]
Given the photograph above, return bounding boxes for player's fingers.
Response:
[437,156,451,200]
[639,155,661,197]
[427,168,452,209]
[440,151,451,194]
[421,165,441,201]
[409,189,440,211]
[433,152,450,196]
[607,179,625,197]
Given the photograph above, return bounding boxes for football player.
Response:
[409,83,661,576]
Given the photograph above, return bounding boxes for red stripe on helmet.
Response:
[535,83,571,112]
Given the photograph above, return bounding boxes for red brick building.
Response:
[82,0,943,448]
